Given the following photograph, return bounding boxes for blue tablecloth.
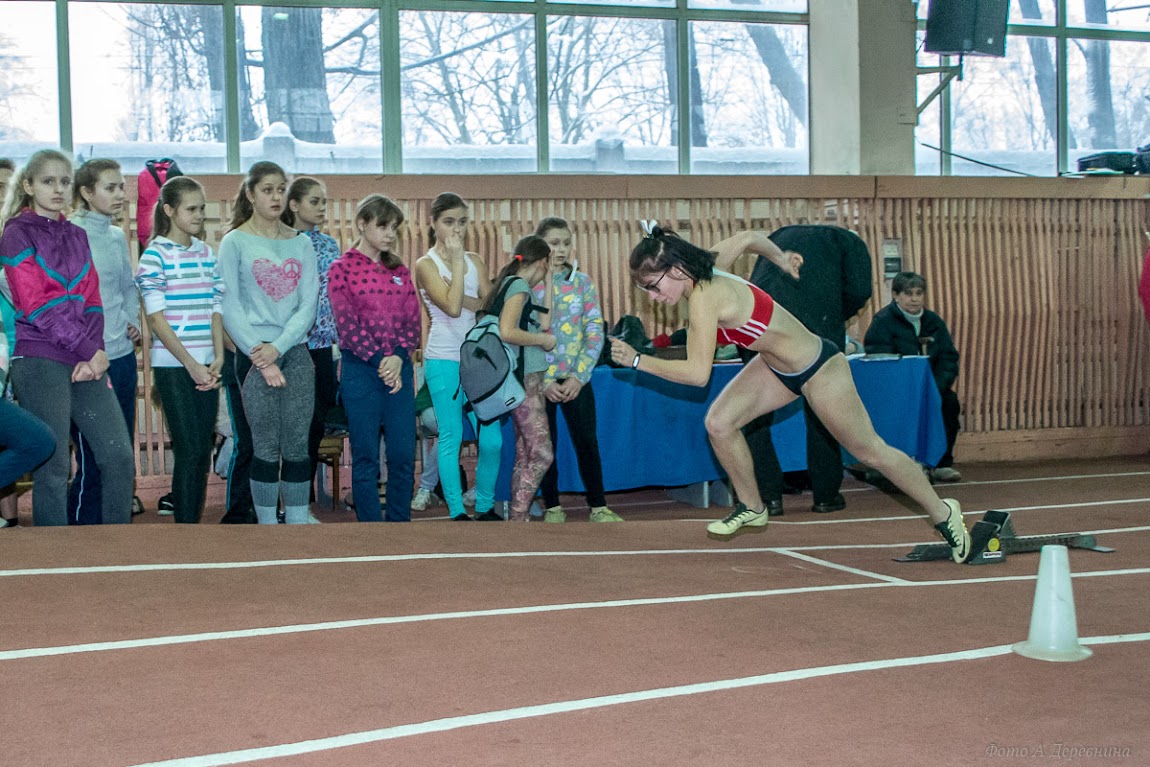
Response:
[491,356,945,497]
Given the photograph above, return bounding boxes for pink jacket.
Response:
[0,209,104,365]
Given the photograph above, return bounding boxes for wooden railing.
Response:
[123,175,1150,476]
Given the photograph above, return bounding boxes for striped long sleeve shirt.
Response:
[135,236,223,367]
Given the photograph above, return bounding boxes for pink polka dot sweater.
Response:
[328,248,420,367]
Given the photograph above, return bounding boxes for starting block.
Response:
[895,510,1115,565]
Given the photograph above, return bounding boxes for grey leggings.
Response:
[239,344,314,510]
[11,356,135,526]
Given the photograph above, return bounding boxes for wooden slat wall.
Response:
[122,176,1150,475]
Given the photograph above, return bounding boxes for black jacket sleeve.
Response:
[837,229,873,321]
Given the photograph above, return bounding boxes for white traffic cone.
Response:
[1012,545,1093,662]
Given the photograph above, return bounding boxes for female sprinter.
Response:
[608,225,970,563]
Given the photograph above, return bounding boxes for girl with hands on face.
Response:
[329,195,421,522]
[218,161,319,525]
[0,150,134,526]
[136,176,225,523]
[414,192,502,521]
[530,217,620,524]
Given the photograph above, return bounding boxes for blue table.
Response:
[493,356,945,497]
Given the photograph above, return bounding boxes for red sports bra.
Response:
[715,271,775,348]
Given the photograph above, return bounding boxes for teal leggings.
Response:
[424,358,503,517]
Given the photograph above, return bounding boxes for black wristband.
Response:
[631,353,641,369]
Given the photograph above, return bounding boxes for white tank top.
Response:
[420,248,479,362]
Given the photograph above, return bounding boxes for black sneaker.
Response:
[811,493,846,514]
[475,510,504,521]
[0,518,17,529]
[131,496,146,516]
[766,499,785,517]
[451,514,473,521]
[157,494,175,517]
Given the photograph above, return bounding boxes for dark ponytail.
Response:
[628,224,715,284]
[281,176,323,227]
[229,161,287,232]
[482,235,550,313]
[151,176,204,243]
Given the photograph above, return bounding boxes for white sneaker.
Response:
[411,488,438,511]
[706,503,769,536]
[462,487,477,507]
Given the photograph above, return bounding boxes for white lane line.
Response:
[3,521,1148,577]
[773,550,910,584]
[124,631,1150,767]
[931,471,1150,487]
[0,548,822,577]
[3,568,1147,663]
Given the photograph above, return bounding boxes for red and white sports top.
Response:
[714,269,775,348]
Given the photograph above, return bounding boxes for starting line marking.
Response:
[123,630,1150,767]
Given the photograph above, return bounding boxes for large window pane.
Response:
[689,21,808,174]
[689,0,804,11]
[546,16,674,173]
[239,6,382,174]
[1068,39,1150,164]
[949,36,1057,176]
[1068,0,1150,31]
[400,11,537,173]
[70,3,226,173]
[915,38,943,175]
[0,1,59,165]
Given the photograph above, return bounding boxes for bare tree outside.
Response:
[400,12,536,147]
[545,16,674,147]
[122,4,226,143]
[0,33,35,141]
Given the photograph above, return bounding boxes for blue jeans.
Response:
[424,358,502,517]
[0,398,55,488]
[341,353,415,522]
[68,352,138,525]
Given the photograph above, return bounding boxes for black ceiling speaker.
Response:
[924,0,1010,57]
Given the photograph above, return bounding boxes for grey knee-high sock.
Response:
[252,479,280,525]
[281,480,311,524]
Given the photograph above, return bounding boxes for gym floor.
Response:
[2,455,1147,766]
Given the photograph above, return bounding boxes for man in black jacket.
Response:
[742,225,873,514]
[864,271,961,481]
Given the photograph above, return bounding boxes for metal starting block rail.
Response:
[895,510,1115,565]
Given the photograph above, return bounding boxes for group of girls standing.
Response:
[409,195,619,522]
[0,151,619,527]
